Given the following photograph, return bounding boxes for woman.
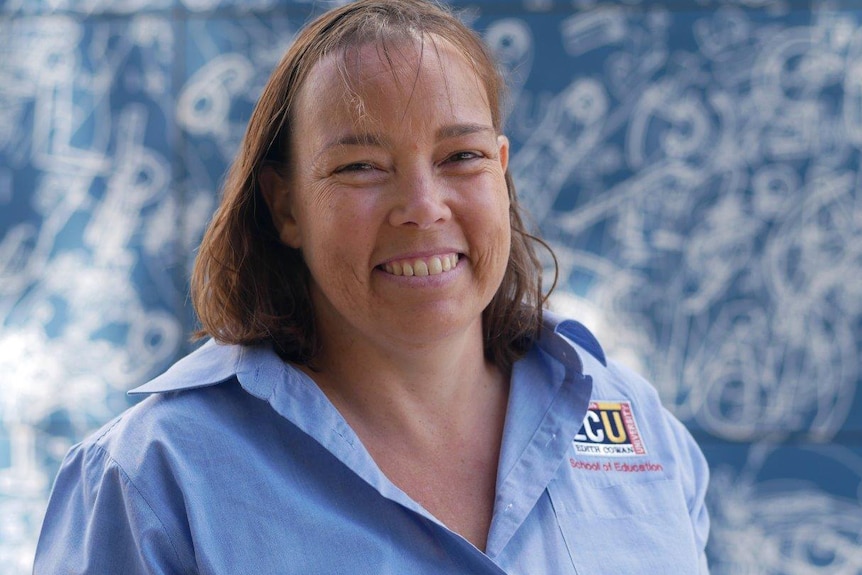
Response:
[35,1,710,573]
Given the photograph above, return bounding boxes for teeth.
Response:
[428,257,442,275]
[383,254,459,277]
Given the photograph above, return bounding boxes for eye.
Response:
[336,162,376,173]
[445,151,482,163]
[331,161,388,186]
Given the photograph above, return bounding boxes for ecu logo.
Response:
[573,401,647,457]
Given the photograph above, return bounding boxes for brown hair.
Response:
[191,0,555,368]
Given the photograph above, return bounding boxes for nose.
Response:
[387,170,451,228]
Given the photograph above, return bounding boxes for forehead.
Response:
[296,34,491,125]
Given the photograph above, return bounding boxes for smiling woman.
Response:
[262,37,512,367]
[191,0,542,371]
[33,1,711,573]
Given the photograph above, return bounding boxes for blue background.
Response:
[1,0,861,572]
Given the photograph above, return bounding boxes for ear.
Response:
[496,134,510,173]
[259,165,302,249]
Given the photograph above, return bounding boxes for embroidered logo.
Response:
[572,401,647,457]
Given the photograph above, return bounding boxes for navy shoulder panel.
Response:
[555,319,608,367]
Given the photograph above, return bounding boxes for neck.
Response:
[306,316,505,439]
[302,312,510,551]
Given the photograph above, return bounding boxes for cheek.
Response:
[297,186,357,247]
[490,190,514,278]
[297,196,378,278]
[493,217,513,274]
[469,189,512,277]
[489,181,513,245]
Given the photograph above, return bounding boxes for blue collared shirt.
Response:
[35,312,710,574]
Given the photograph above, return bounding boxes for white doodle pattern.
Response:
[706,445,862,573]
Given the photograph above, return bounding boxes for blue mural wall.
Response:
[1,0,861,572]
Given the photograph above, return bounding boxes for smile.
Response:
[381,253,460,277]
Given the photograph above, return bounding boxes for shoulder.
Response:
[81,340,285,482]
[34,342,257,575]
[37,341,312,573]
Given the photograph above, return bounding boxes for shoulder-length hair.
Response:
[191,0,554,369]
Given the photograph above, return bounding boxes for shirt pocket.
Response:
[548,476,700,574]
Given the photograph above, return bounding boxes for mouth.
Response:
[380,253,460,277]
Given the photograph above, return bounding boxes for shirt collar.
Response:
[128,339,245,395]
[129,311,605,396]
[128,314,599,560]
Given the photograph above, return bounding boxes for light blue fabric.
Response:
[34,312,709,574]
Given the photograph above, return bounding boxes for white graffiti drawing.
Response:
[707,446,862,574]
[0,14,195,573]
[484,17,534,119]
[177,53,256,158]
[1,0,172,15]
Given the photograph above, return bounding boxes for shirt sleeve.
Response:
[663,407,711,574]
[34,440,191,575]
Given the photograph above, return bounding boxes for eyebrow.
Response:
[314,123,497,162]
[317,122,496,158]
[435,123,496,140]
[324,132,386,150]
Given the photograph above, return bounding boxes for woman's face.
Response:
[265,36,511,352]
